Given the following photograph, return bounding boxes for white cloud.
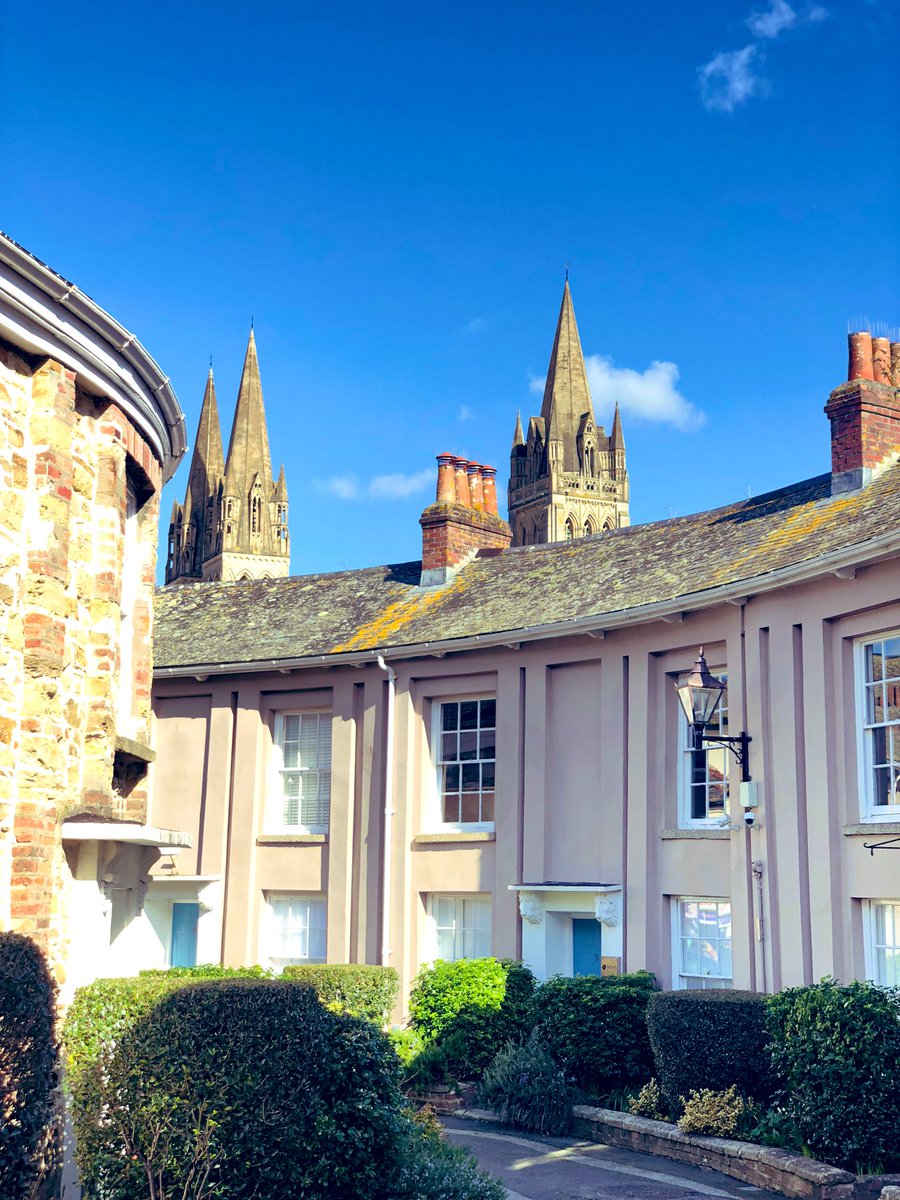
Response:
[747,0,797,38]
[458,404,473,422]
[585,355,705,432]
[461,317,487,334]
[315,474,360,500]
[806,4,828,21]
[698,44,766,113]
[528,372,545,395]
[368,469,434,499]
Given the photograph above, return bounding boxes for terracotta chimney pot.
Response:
[872,337,892,385]
[454,457,471,507]
[436,453,456,504]
[481,465,499,515]
[467,462,485,509]
[848,331,875,382]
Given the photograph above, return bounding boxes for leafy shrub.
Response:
[409,958,508,1041]
[281,963,399,1024]
[392,1106,505,1200]
[388,1028,426,1066]
[647,990,774,1117]
[678,1086,745,1137]
[403,1039,458,1091]
[768,979,900,1173]
[477,1036,574,1134]
[0,933,59,1200]
[409,959,536,1079]
[65,964,297,1180]
[629,1079,670,1122]
[78,979,406,1199]
[531,973,657,1095]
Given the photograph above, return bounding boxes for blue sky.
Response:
[3,0,897,576]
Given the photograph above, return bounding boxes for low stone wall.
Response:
[571,1107,900,1200]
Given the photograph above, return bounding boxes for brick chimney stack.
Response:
[825,330,900,494]
[420,454,512,587]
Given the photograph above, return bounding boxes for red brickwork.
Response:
[825,379,900,479]
[0,342,163,976]
[420,502,512,572]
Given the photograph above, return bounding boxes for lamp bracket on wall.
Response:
[692,728,752,783]
[863,835,900,855]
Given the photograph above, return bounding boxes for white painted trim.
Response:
[60,822,192,848]
[426,694,496,834]
[854,632,900,822]
[0,233,186,478]
[508,883,621,893]
[266,710,332,836]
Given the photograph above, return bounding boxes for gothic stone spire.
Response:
[539,279,596,473]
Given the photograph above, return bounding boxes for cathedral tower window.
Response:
[565,517,576,541]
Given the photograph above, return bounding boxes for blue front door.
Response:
[170,902,200,967]
[572,917,602,976]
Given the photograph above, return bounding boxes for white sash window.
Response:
[270,712,332,833]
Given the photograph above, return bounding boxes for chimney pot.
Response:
[848,331,875,381]
[872,337,892,385]
[481,465,499,516]
[435,453,456,504]
[454,457,471,507]
[467,462,485,509]
[890,343,900,388]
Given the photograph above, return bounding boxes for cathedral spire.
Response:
[539,280,596,473]
[183,366,225,521]
[224,328,275,501]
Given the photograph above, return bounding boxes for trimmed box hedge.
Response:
[531,972,657,1096]
[0,933,59,1200]
[646,989,774,1116]
[281,963,399,1024]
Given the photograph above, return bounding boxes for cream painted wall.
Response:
[150,556,900,1016]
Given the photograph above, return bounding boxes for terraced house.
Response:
[149,292,900,1013]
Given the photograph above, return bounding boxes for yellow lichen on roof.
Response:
[328,570,472,653]
[706,492,860,586]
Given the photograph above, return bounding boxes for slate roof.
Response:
[154,465,900,671]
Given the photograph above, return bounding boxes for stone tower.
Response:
[166,329,289,584]
[508,281,629,545]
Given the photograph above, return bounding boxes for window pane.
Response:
[461,763,480,791]
[429,895,491,962]
[442,703,459,732]
[884,639,900,677]
[681,902,699,938]
[444,764,460,791]
[460,700,479,729]
[479,729,496,758]
[460,793,480,823]
[868,643,885,683]
[443,795,461,823]
[480,792,494,822]
[458,731,478,760]
[442,732,458,762]
[482,761,495,789]
[480,699,496,727]
[873,766,893,807]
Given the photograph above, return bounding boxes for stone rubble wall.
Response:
[0,340,161,986]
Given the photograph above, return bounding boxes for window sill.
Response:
[256,834,328,845]
[414,832,496,844]
[661,828,730,841]
[843,822,900,836]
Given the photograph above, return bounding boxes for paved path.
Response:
[443,1117,784,1200]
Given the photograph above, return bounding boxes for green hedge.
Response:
[65,964,278,1182]
[281,963,399,1024]
[647,990,774,1116]
[80,979,405,1199]
[531,972,657,1096]
[407,958,537,1080]
[0,934,59,1200]
[768,979,900,1173]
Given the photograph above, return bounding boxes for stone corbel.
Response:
[518,891,544,926]
[594,896,619,928]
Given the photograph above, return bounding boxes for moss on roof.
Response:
[154,467,900,671]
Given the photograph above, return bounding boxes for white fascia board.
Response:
[508,883,622,893]
[0,236,186,479]
[153,525,900,679]
[60,822,193,849]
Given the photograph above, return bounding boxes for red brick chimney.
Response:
[825,331,900,493]
[420,454,512,586]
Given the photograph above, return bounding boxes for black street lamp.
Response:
[675,648,752,782]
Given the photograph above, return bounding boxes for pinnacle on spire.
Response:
[274,463,288,503]
[513,410,524,447]
[183,365,225,521]
[539,280,596,472]
[610,401,625,451]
